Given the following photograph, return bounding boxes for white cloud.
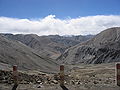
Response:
[0,15,120,35]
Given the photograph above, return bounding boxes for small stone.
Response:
[36,80,42,84]
[20,80,29,84]
[99,79,102,81]
[93,81,99,84]
[51,80,58,84]
[37,85,43,88]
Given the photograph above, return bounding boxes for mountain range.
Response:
[2,34,92,59]
[0,35,58,72]
[0,33,92,72]
[57,27,120,64]
[1,27,120,72]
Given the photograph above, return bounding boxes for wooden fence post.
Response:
[60,65,64,86]
[12,65,18,90]
[116,63,120,86]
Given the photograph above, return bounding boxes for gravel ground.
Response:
[0,63,120,90]
[0,83,120,90]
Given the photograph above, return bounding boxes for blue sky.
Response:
[0,0,120,18]
[0,0,120,35]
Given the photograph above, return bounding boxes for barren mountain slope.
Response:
[3,34,92,59]
[57,27,120,64]
[0,35,58,72]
